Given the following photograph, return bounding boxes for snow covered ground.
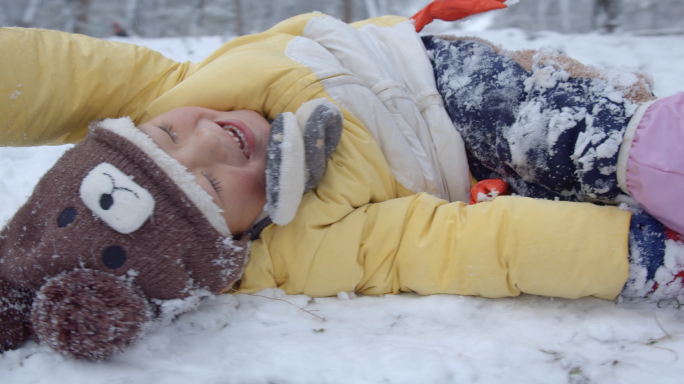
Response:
[2,19,684,384]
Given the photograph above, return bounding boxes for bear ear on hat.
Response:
[79,162,155,234]
[31,270,149,361]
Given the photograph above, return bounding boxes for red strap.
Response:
[666,228,684,243]
[469,178,510,205]
[411,0,508,32]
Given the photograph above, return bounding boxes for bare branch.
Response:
[248,294,327,322]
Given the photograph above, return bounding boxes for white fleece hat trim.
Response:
[98,117,231,237]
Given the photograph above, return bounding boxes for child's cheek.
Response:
[233,172,266,205]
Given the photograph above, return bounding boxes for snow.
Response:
[3,289,683,383]
[2,25,684,384]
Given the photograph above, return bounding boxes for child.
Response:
[0,5,683,358]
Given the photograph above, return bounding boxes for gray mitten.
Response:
[265,99,343,226]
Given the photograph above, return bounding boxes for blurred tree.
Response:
[593,0,620,32]
[122,0,140,36]
[536,0,549,30]
[75,0,89,34]
[188,0,205,36]
[559,0,571,33]
[1,0,681,37]
[62,0,75,32]
[343,0,352,23]
[364,0,388,18]
[234,0,242,36]
[61,0,89,34]
[536,0,571,32]
[21,0,42,27]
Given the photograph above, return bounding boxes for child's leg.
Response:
[423,36,652,204]
[619,93,684,235]
[623,209,684,301]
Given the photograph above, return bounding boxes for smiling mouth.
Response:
[222,124,250,158]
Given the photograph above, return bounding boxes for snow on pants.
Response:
[422,36,639,203]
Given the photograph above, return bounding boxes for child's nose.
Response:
[176,133,225,170]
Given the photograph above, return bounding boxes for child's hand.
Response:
[265,99,343,226]
[295,99,343,192]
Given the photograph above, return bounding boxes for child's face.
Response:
[139,107,271,234]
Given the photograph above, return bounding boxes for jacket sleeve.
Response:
[0,27,193,146]
[241,194,631,301]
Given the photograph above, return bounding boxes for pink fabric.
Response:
[626,93,684,234]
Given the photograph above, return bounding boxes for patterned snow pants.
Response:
[422,35,641,203]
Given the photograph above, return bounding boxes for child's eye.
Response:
[158,123,178,143]
[203,172,223,195]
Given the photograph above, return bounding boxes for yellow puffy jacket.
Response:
[0,14,631,300]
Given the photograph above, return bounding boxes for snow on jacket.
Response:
[0,13,631,300]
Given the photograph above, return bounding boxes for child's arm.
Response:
[0,27,192,146]
[242,193,632,301]
[239,102,632,301]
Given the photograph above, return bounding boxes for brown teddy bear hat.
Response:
[0,117,250,360]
